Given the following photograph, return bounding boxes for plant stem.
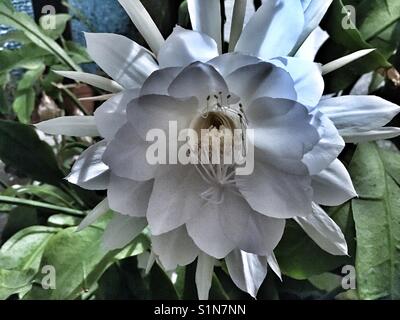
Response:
[0,195,85,217]
[53,82,90,115]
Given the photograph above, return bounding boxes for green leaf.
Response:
[47,214,81,227]
[64,41,92,65]
[275,203,355,280]
[349,143,400,300]
[1,207,39,242]
[147,263,179,300]
[0,44,48,74]
[0,120,64,186]
[0,3,80,71]
[0,30,31,47]
[39,14,71,40]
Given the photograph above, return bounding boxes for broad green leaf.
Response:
[47,214,81,227]
[12,88,36,124]
[39,14,71,40]
[0,44,48,73]
[0,30,31,47]
[0,269,35,300]
[0,3,80,71]
[349,143,400,300]
[275,203,355,280]
[0,120,64,186]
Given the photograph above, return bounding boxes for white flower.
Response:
[36,0,400,299]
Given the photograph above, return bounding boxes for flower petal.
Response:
[118,0,164,55]
[271,57,324,107]
[195,253,215,300]
[342,127,400,143]
[158,27,219,68]
[35,116,99,137]
[318,95,400,132]
[140,67,182,95]
[312,159,357,206]
[108,174,153,217]
[207,52,261,77]
[152,226,199,271]
[235,0,304,60]
[102,214,147,251]
[267,253,282,281]
[228,0,248,52]
[187,0,222,53]
[225,250,268,298]
[236,160,313,219]
[321,49,375,75]
[94,89,140,141]
[147,165,206,235]
[54,71,123,93]
[77,198,109,231]
[294,203,348,256]
[85,33,158,88]
[66,141,109,190]
[103,123,157,181]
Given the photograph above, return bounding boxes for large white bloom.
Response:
[36,0,400,299]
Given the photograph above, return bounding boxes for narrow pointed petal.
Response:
[294,203,348,256]
[318,95,400,132]
[187,0,222,53]
[342,127,400,143]
[312,159,357,206]
[295,27,329,60]
[267,253,282,281]
[152,226,199,271]
[85,33,158,89]
[35,116,99,137]
[67,141,109,190]
[118,0,164,55]
[225,250,268,298]
[228,0,247,52]
[77,198,109,231]
[321,49,375,75]
[292,0,333,54]
[54,71,123,93]
[235,0,304,60]
[158,27,218,68]
[102,214,147,251]
[195,253,215,300]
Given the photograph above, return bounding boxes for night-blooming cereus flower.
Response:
[36,0,400,299]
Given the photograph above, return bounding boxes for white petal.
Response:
[77,198,109,231]
[103,124,157,181]
[271,57,324,107]
[102,214,147,251]
[140,67,182,95]
[292,0,333,53]
[66,141,109,190]
[225,250,268,298]
[158,27,219,68]
[94,89,140,140]
[208,52,261,77]
[152,226,199,271]
[147,165,206,235]
[294,203,348,256]
[295,27,329,61]
[236,160,313,219]
[85,33,158,88]
[312,159,357,206]
[318,95,400,132]
[108,174,153,217]
[118,0,164,55]
[228,0,248,52]
[235,0,304,60]
[321,49,375,75]
[54,71,123,93]
[187,0,222,53]
[35,116,99,137]
[342,127,400,143]
[303,112,345,175]
[267,253,282,281]
[195,253,215,300]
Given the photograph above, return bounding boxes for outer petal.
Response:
[66,141,109,190]
[318,96,400,132]
[271,57,324,107]
[102,214,147,251]
[342,127,400,143]
[152,226,199,271]
[187,0,222,52]
[195,253,215,300]
[103,123,157,181]
[312,159,357,206]
[108,174,153,217]
[225,250,268,298]
[294,203,348,256]
[85,33,158,89]
[35,116,99,137]
[303,112,345,175]
[236,160,313,219]
[158,27,219,68]
[235,0,304,60]
[77,198,109,231]
[147,165,206,235]
[207,52,261,77]
[94,89,140,140]
[140,67,182,95]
